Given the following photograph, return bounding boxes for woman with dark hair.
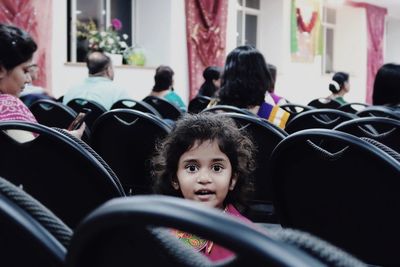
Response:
[197,66,222,97]
[218,45,290,129]
[328,72,350,105]
[0,23,84,140]
[373,63,400,106]
[150,65,186,111]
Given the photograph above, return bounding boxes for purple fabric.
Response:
[270,93,283,105]
[256,101,274,119]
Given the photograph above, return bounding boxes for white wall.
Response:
[51,0,188,104]
[51,0,398,106]
[385,18,400,63]
[334,5,367,103]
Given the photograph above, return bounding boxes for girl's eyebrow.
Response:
[182,158,227,163]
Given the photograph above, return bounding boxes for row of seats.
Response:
[0,175,368,267]
[1,112,399,265]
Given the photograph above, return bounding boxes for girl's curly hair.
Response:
[151,112,256,212]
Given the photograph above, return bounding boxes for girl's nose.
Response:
[196,171,211,184]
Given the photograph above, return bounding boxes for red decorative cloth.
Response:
[0,0,52,93]
[350,2,387,104]
[0,94,37,123]
[185,0,228,100]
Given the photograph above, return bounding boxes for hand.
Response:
[67,122,86,139]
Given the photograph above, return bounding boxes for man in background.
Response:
[63,51,130,110]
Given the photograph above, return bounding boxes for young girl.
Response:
[152,112,256,262]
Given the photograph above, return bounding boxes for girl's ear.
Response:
[229,174,238,191]
[171,179,180,190]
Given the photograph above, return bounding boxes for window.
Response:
[236,0,260,47]
[322,6,336,74]
[68,0,134,62]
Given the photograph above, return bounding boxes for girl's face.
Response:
[174,140,237,210]
[0,61,33,97]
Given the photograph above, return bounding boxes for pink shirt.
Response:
[0,94,37,123]
[172,204,253,262]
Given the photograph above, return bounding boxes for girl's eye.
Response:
[212,164,224,173]
[185,164,198,173]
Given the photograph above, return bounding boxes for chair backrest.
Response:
[66,98,107,130]
[334,117,400,152]
[216,113,287,222]
[284,108,356,134]
[0,176,68,267]
[91,109,171,195]
[269,129,400,266]
[356,105,400,120]
[66,195,328,267]
[30,99,77,128]
[307,98,341,109]
[188,95,211,114]
[20,93,55,108]
[142,95,183,121]
[338,102,369,114]
[0,121,125,228]
[279,103,314,122]
[202,104,256,116]
[29,99,92,142]
[110,99,162,118]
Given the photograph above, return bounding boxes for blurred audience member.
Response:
[373,63,400,107]
[150,65,186,112]
[328,72,350,105]
[218,45,290,129]
[267,63,287,105]
[197,66,222,97]
[63,51,130,110]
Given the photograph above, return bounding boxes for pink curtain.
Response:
[0,0,52,94]
[185,0,228,99]
[351,2,387,104]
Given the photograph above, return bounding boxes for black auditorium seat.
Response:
[202,104,256,116]
[66,98,107,130]
[142,95,183,121]
[0,121,125,228]
[269,129,400,266]
[111,99,162,118]
[356,105,400,120]
[0,176,71,267]
[284,108,356,134]
[66,195,365,267]
[217,112,287,222]
[91,109,171,195]
[188,95,211,113]
[338,102,369,114]
[334,117,400,152]
[279,103,314,122]
[307,98,341,109]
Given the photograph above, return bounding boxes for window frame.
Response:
[236,0,261,48]
[321,5,336,74]
[68,0,135,62]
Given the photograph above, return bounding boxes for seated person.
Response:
[196,66,222,98]
[151,113,256,262]
[63,51,130,110]
[0,24,84,141]
[20,63,55,107]
[327,72,350,105]
[373,63,400,107]
[267,63,288,105]
[218,45,290,129]
[150,65,186,112]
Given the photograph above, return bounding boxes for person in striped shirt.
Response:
[218,45,290,129]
